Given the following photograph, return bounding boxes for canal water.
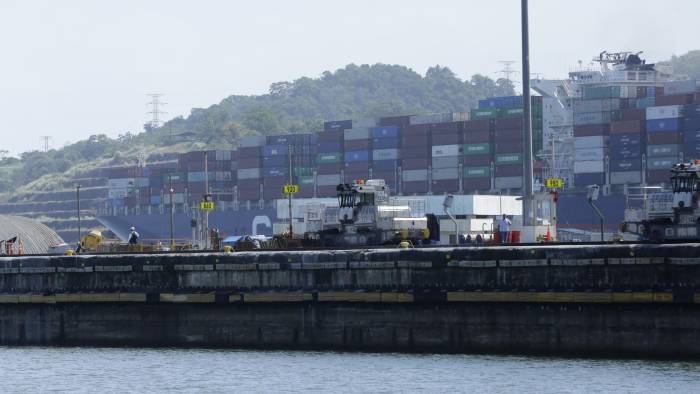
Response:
[1,347,698,393]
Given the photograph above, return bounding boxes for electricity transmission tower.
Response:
[40,136,52,152]
[498,60,519,91]
[146,94,167,130]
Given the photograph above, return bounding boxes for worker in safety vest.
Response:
[497,214,511,244]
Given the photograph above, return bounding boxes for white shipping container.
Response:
[317,174,341,186]
[494,176,523,189]
[432,167,459,180]
[240,135,267,148]
[163,193,185,204]
[108,188,129,199]
[610,171,642,185]
[574,160,604,174]
[573,111,611,126]
[574,136,606,150]
[108,178,135,189]
[575,148,605,161]
[646,105,683,120]
[431,156,460,169]
[237,168,261,179]
[372,148,399,161]
[353,118,377,128]
[402,169,429,182]
[664,80,696,95]
[344,128,370,141]
[431,144,460,157]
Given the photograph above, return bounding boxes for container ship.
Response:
[97,51,700,242]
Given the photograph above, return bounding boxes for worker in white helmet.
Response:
[128,227,140,245]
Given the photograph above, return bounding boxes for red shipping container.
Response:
[574,124,610,137]
[403,124,430,137]
[345,162,370,172]
[655,94,694,106]
[431,122,461,135]
[317,163,343,174]
[379,115,411,128]
[495,117,523,130]
[401,158,430,170]
[431,179,460,194]
[610,120,644,134]
[237,157,262,169]
[463,119,491,132]
[463,130,491,143]
[619,108,646,121]
[402,181,429,194]
[646,170,669,184]
[401,147,431,158]
[317,131,343,142]
[317,185,340,197]
[463,154,492,166]
[495,164,523,177]
[647,131,680,145]
[463,178,491,191]
[494,129,522,142]
[495,140,523,153]
[402,136,430,148]
[431,133,461,145]
[344,139,371,150]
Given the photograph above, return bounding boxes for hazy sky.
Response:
[1,0,699,156]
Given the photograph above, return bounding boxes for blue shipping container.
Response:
[318,141,342,152]
[647,118,680,132]
[324,120,352,132]
[263,155,287,167]
[684,130,700,142]
[150,195,162,205]
[263,145,288,157]
[683,105,700,119]
[372,160,399,171]
[684,117,700,131]
[263,167,289,178]
[609,146,642,159]
[345,150,370,162]
[634,97,656,109]
[574,173,605,186]
[372,137,400,149]
[610,159,642,171]
[371,126,400,139]
[646,86,656,97]
[478,96,523,109]
[609,133,642,146]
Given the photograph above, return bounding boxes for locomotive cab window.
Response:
[671,175,699,192]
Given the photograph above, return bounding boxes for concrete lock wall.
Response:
[0,243,699,357]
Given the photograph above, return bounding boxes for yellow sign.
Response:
[283,184,299,194]
[199,201,215,211]
[545,178,563,189]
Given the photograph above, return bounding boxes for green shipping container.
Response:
[583,86,621,100]
[470,108,500,119]
[463,166,491,178]
[294,167,314,177]
[316,153,342,164]
[495,153,522,165]
[298,176,314,186]
[463,143,491,155]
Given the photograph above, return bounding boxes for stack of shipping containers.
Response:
[462,119,492,192]
[646,104,683,183]
[343,122,371,184]
[316,121,348,197]
[429,120,462,193]
[401,122,430,195]
[237,136,266,202]
[370,125,400,192]
[572,87,618,186]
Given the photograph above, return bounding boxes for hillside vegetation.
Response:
[0,63,513,196]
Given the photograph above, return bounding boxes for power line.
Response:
[146,94,167,130]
